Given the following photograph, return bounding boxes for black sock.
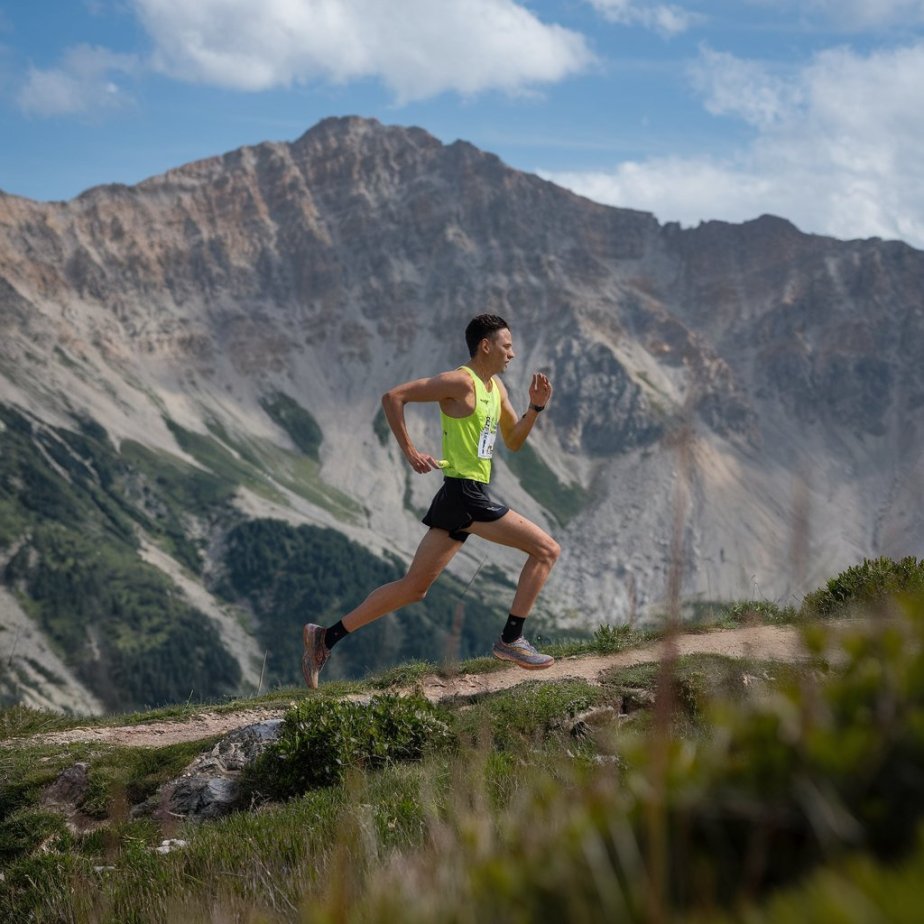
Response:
[324,620,349,650]
[502,614,526,644]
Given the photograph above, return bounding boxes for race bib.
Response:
[478,416,497,459]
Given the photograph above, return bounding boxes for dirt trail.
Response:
[18,624,804,749]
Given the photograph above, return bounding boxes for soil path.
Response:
[20,624,804,749]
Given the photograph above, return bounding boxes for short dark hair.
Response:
[465,314,509,357]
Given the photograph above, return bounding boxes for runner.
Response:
[301,314,560,688]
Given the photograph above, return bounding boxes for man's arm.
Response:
[382,370,472,473]
[498,372,553,451]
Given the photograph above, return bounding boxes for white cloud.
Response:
[748,0,924,28]
[541,42,924,248]
[585,0,701,37]
[17,44,138,117]
[130,0,594,102]
[808,0,924,26]
[689,47,802,130]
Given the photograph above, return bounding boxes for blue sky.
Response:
[2,1,924,247]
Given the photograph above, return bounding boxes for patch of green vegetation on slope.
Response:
[258,391,323,461]
[500,441,589,526]
[0,404,241,711]
[164,418,285,503]
[5,525,240,710]
[242,438,364,522]
[169,414,364,523]
[119,439,234,573]
[373,404,390,446]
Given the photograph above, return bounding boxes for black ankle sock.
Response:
[501,614,526,644]
[324,620,349,650]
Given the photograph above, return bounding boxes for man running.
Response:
[301,313,560,688]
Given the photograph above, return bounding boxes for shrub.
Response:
[802,555,924,619]
[248,694,454,797]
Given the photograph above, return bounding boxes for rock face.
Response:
[1,116,922,710]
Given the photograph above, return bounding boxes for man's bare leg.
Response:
[303,528,463,687]
[341,528,464,632]
[465,510,560,616]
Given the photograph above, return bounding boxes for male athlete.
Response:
[301,314,560,688]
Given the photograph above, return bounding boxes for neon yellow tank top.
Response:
[440,366,500,483]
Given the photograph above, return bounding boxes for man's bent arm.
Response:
[382,371,471,473]
[498,372,553,451]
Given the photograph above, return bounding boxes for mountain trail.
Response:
[15,624,804,749]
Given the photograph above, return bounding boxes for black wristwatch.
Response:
[529,403,546,413]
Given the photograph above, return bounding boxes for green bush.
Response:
[248,694,455,797]
[802,555,924,619]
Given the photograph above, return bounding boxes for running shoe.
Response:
[302,623,330,689]
[492,636,554,670]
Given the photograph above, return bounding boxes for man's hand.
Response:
[405,448,443,474]
[529,372,553,409]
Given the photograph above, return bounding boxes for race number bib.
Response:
[478,416,497,459]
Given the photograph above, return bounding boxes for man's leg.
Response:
[302,528,463,688]
[342,528,464,632]
[465,510,560,617]
[465,510,560,670]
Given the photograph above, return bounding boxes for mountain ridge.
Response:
[1,115,921,713]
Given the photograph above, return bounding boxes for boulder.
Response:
[151,719,283,823]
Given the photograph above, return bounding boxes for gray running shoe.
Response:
[492,636,554,670]
[302,623,330,689]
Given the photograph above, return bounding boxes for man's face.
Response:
[486,328,515,371]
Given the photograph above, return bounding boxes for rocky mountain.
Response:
[1,116,922,713]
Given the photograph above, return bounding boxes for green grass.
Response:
[4,596,924,923]
[685,598,801,628]
[456,679,607,750]
[0,705,82,740]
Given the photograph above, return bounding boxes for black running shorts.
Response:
[421,477,509,543]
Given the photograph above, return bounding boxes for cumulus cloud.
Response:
[17,44,138,116]
[129,0,594,102]
[541,42,924,248]
[585,0,701,36]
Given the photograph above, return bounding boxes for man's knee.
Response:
[535,535,560,568]
[402,575,432,603]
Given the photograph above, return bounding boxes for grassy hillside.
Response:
[2,561,923,922]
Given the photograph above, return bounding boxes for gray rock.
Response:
[153,719,283,823]
[42,762,90,808]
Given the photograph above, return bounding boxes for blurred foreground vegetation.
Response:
[1,558,923,921]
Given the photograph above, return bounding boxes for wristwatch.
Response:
[529,403,545,413]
